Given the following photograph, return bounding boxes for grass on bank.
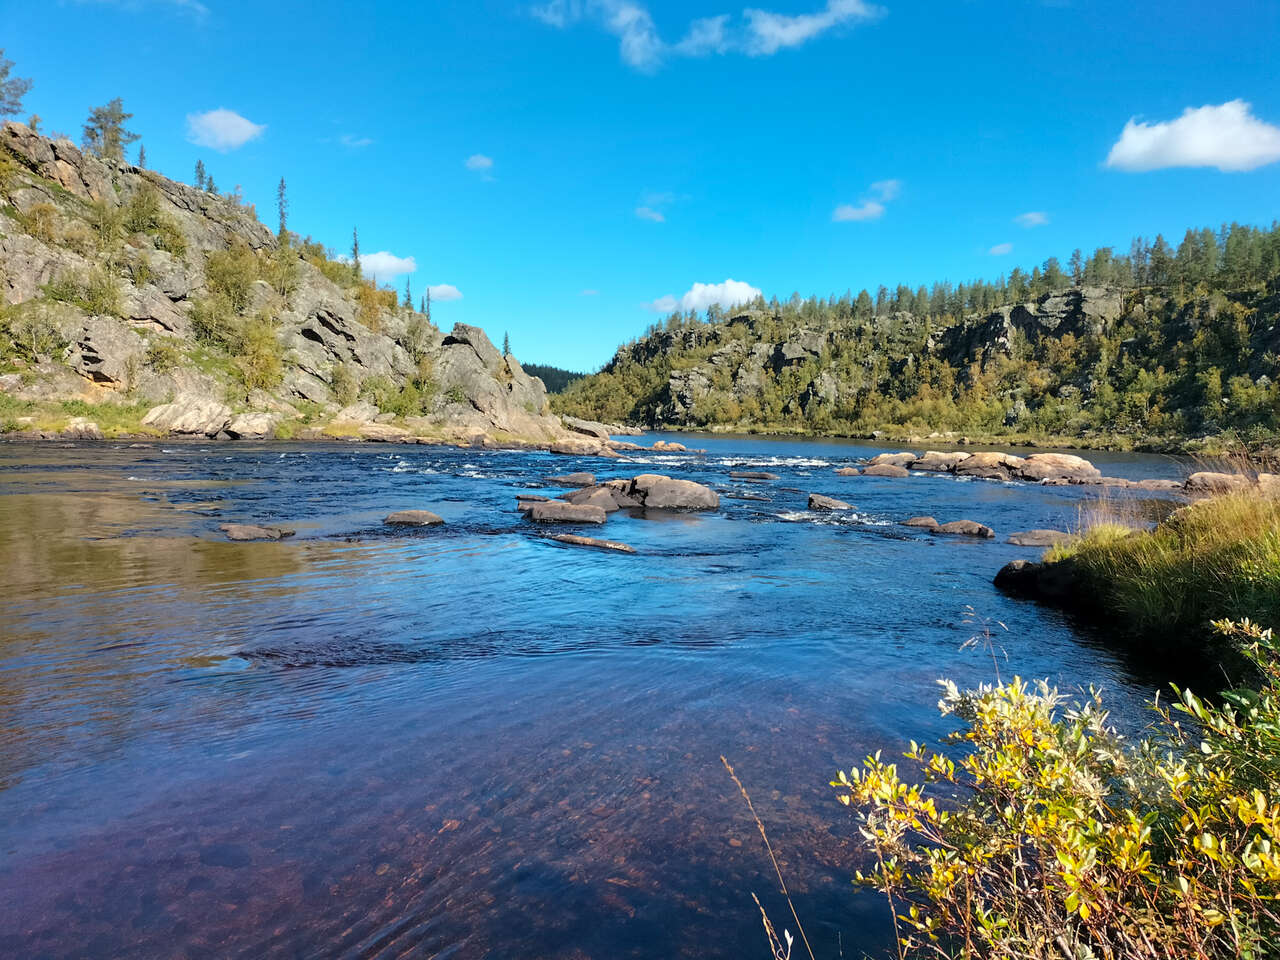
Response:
[1045,489,1280,637]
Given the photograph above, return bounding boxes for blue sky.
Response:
[8,0,1280,369]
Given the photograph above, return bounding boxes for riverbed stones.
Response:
[219,523,295,541]
[384,510,444,526]
[526,501,607,524]
[550,534,636,554]
[628,474,719,510]
[808,493,851,510]
[1007,529,1074,547]
[548,472,596,487]
[862,463,910,478]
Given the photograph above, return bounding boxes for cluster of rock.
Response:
[519,471,720,528]
[0,121,570,446]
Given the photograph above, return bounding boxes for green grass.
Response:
[1049,490,1280,637]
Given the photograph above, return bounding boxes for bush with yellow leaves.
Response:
[835,620,1280,959]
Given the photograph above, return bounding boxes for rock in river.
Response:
[627,474,719,511]
[862,463,910,478]
[550,534,636,554]
[1017,453,1101,483]
[1007,529,1073,547]
[219,523,295,542]
[808,493,851,510]
[548,472,596,488]
[935,520,995,538]
[834,467,861,476]
[384,510,444,526]
[527,501,607,524]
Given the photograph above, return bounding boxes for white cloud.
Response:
[428,284,463,301]
[534,0,881,71]
[989,243,1014,256]
[465,154,494,171]
[340,134,373,148]
[635,205,665,222]
[1105,100,1280,173]
[1014,211,1048,227]
[651,278,762,313]
[186,108,266,152]
[354,251,417,281]
[832,178,899,222]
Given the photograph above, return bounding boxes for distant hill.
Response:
[555,223,1280,453]
[523,363,586,394]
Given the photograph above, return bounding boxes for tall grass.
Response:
[1049,490,1280,636]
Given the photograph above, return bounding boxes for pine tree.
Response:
[82,98,139,161]
[206,175,217,195]
[425,287,431,323]
[276,177,288,241]
[403,276,412,309]
[26,113,40,134]
[0,49,32,118]
[137,144,146,169]
[1069,249,1084,286]
[351,227,361,278]
[194,159,206,190]
[419,295,425,313]
[502,331,510,356]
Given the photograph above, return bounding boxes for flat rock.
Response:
[862,463,910,478]
[550,534,636,554]
[1007,529,1073,547]
[954,451,1026,479]
[142,395,232,436]
[867,452,916,467]
[384,510,444,526]
[808,493,851,510]
[651,440,688,452]
[219,523,295,542]
[561,486,621,513]
[527,501,607,524]
[548,472,596,487]
[911,451,971,472]
[1134,478,1183,491]
[935,520,995,538]
[902,516,940,529]
[1184,471,1251,493]
[730,471,779,480]
[834,467,861,476]
[628,473,719,510]
[1017,453,1100,482]
[562,416,614,441]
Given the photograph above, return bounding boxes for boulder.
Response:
[902,516,939,529]
[808,493,851,510]
[1007,529,1074,547]
[834,467,861,476]
[868,452,916,467]
[954,451,1026,480]
[862,463,910,478]
[651,440,688,452]
[911,451,970,472]
[994,557,1081,603]
[562,415,614,441]
[1017,453,1100,483]
[730,471,779,480]
[549,534,636,554]
[71,316,146,385]
[60,417,104,440]
[550,437,617,457]
[224,411,280,439]
[628,473,720,510]
[142,395,232,436]
[935,520,995,538]
[562,486,621,513]
[384,510,444,526]
[526,501,607,524]
[548,472,596,487]
[1184,472,1251,494]
[219,523,295,542]
[1134,478,1183,491]
[334,400,380,423]
[358,422,412,442]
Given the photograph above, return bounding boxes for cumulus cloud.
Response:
[428,284,463,301]
[1015,211,1048,227]
[650,278,762,314]
[466,153,494,171]
[832,179,900,222]
[635,205,665,222]
[355,251,417,280]
[1106,100,1280,173]
[185,108,266,152]
[989,243,1014,256]
[534,0,881,71]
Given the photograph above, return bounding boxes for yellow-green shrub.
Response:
[204,240,259,313]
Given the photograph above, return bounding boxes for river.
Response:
[0,434,1188,958]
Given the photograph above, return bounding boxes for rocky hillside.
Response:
[0,120,571,445]
[557,279,1280,452]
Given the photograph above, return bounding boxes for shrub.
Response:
[190,295,237,347]
[330,362,359,406]
[837,620,1280,960]
[122,183,187,257]
[17,201,58,242]
[145,338,183,372]
[88,198,124,250]
[262,244,298,300]
[43,272,81,304]
[355,281,396,332]
[82,267,121,316]
[204,240,259,314]
[8,307,65,360]
[234,313,283,391]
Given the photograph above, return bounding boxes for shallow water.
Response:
[0,434,1188,959]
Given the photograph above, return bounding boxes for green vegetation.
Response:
[558,222,1280,452]
[122,183,187,255]
[81,97,138,161]
[1045,490,1280,640]
[839,619,1280,960]
[524,362,587,394]
[0,48,32,117]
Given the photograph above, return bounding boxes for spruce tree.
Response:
[82,98,139,161]
[276,177,288,241]
[137,144,146,169]
[351,227,361,278]
[419,295,425,313]
[0,49,32,118]
[425,287,431,323]
[403,276,412,309]
[194,159,206,190]
[206,175,217,195]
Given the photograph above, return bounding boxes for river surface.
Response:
[0,434,1189,959]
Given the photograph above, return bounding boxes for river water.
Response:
[0,434,1188,959]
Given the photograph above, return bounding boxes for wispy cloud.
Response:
[533,0,882,72]
[1014,211,1048,227]
[465,153,495,181]
[1106,100,1280,173]
[832,179,900,222]
[185,108,266,152]
[989,242,1014,256]
[340,134,373,149]
[635,206,665,222]
[75,0,208,19]
[650,278,761,313]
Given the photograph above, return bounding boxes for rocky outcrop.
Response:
[902,517,995,538]
[142,395,231,436]
[628,474,719,510]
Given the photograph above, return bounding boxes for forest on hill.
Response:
[555,222,1280,452]
[520,362,585,394]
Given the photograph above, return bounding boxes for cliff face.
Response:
[0,121,568,442]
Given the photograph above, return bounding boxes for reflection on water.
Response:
[0,437,1185,958]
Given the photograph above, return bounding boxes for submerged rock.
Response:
[549,534,636,554]
[384,510,444,526]
[730,470,779,481]
[526,501,607,524]
[548,472,596,487]
[935,520,995,538]
[862,463,910,478]
[219,523,295,541]
[1007,529,1074,547]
